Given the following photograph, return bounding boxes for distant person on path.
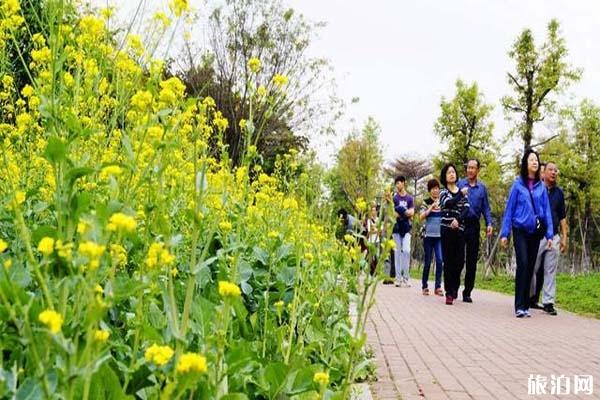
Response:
[366,203,381,276]
[393,176,415,287]
[338,208,359,234]
[500,149,553,318]
[457,159,493,303]
[529,161,568,315]
[419,178,444,296]
[440,163,470,305]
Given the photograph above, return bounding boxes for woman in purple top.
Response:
[500,149,553,318]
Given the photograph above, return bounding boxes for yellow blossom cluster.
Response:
[176,352,208,374]
[38,309,64,334]
[145,242,175,269]
[144,344,174,366]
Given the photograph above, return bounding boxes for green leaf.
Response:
[32,225,57,245]
[252,246,269,266]
[147,301,166,329]
[87,363,132,400]
[15,378,43,400]
[191,256,217,274]
[65,167,94,186]
[220,395,249,400]
[43,136,67,164]
[260,362,290,398]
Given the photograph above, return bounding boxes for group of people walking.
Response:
[360,148,568,318]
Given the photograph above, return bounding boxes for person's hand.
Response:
[384,190,392,203]
[461,187,468,196]
[546,239,553,250]
[486,225,493,237]
[500,237,508,248]
[450,219,459,230]
[560,237,568,253]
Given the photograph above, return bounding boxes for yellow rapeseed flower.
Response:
[248,57,261,73]
[176,352,207,374]
[21,85,34,97]
[145,242,175,269]
[313,371,329,386]
[169,0,189,17]
[273,74,289,87]
[107,213,137,233]
[218,281,241,298]
[14,191,25,205]
[355,198,367,213]
[384,239,396,251]
[78,241,106,270]
[101,165,123,178]
[256,85,267,97]
[93,329,110,342]
[38,309,63,334]
[0,239,8,253]
[219,221,232,232]
[144,344,174,366]
[3,259,12,269]
[38,237,55,256]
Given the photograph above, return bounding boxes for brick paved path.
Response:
[367,279,600,400]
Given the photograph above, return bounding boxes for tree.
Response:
[434,79,495,173]
[502,19,581,151]
[542,100,600,271]
[385,156,432,198]
[329,117,383,213]
[173,0,341,167]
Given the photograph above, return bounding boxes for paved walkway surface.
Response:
[367,278,600,400]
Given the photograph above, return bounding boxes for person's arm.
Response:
[440,190,462,209]
[542,189,554,241]
[483,185,493,229]
[405,195,415,218]
[558,191,568,252]
[458,197,471,223]
[500,183,517,240]
[419,202,431,222]
[394,204,407,219]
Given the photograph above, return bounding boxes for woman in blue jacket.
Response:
[500,149,553,318]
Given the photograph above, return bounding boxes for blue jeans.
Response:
[422,236,443,289]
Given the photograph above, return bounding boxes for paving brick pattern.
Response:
[367,279,600,400]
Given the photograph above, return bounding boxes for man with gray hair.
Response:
[529,161,568,315]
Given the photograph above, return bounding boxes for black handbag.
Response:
[528,188,547,240]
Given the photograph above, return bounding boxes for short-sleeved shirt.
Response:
[393,193,414,234]
[547,186,566,236]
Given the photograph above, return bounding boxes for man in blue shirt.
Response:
[457,159,493,302]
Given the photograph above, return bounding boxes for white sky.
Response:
[284,0,600,166]
[92,0,600,166]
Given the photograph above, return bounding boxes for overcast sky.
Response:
[93,0,600,166]
[284,0,600,166]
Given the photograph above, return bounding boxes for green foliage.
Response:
[541,100,600,269]
[328,117,384,214]
[434,79,496,173]
[502,19,581,150]
[174,0,339,168]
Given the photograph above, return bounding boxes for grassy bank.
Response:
[409,264,600,318]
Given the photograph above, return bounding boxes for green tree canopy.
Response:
[502,19,581,151]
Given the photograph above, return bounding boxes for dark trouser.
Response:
[462,219,480,297]
[441,227,464,297]
[422,236,443,289]
[530,260,544,306]
[513,228,541,312]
